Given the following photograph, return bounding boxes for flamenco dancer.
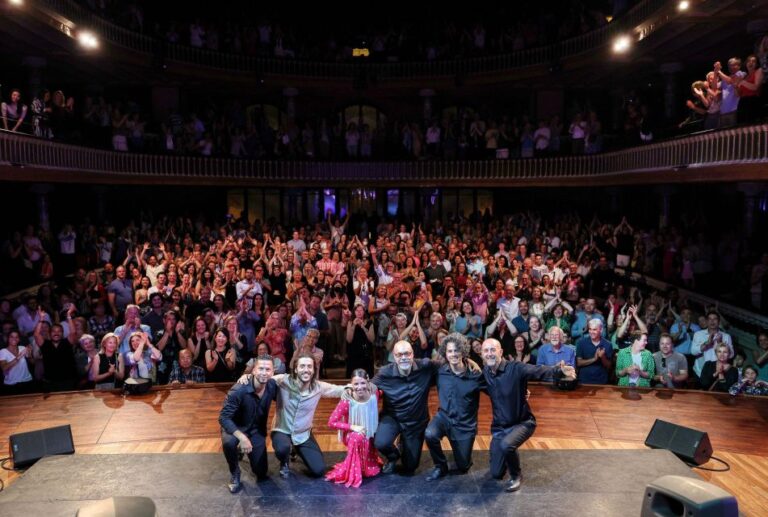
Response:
[325,368,382,487]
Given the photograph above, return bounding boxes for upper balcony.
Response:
[2,124,766,187]
[5,0,761,91]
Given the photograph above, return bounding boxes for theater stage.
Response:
[0,449,697,517]
[1,383,766,515]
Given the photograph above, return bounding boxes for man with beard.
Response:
[372,339,447,475]
[32,319,77,392]
[481,338,575,492]
[240,351,348,478]
[424,333,483,481]
[220,354,277,493]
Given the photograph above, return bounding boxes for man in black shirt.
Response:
[424,333,483,481]
[33,321,77,392]
[372,340,436,475]
[218,355,277,493]
[481,338,575,492]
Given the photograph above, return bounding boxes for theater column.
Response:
[737,182,765,239]
[656,185,676,229]
[31,184,54,232]
[419,89,435,122]
[660,62,683,123]
[21,56,47,102]
[92,186,108,221]
[283,87,298,119]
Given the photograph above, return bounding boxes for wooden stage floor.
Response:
[2,383,766,516]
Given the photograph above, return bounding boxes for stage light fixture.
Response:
[9,0,24,6]
[677,1,690,11]
[612,35,631,54]
[77,30,99,49]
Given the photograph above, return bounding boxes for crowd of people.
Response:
[679,51,767,131]
[2,83,617,160]
[2,208,766,398]
[83,1,612,62]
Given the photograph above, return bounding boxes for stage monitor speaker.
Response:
[641,475,738,517]
[9,424,75,468]
[644,419,712,465]
[77,496,157,517]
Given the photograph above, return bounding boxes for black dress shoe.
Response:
[505,474,522,492]
[381,461,396,475]
[228,471,242,494]
[279,463,292,479]
[425,467,447,481]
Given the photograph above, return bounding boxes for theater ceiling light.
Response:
[9,0,24,6]
[678,1,690,11]
[77,30,99,49]
[612,35,631,54]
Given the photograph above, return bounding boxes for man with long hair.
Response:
[424,333,484,481]
[238,351,347,479]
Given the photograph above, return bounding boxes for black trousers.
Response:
[271,431,326,477]
[374,414,426,473]
[489,420,536,479]
[221,429,268,479]
[424,413,475,473]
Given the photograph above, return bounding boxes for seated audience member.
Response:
[124,331,162,381]
[729,365,768,396]
[509,335,532,364]
[0,329,35,395]
[615,333,655,388]
[255,312,289,364]
[206,328,237,382]
[90,332,124,390]
[652,334,689,389]
[699,344,738,393]
[169,348,206,384]
[114,304,154,355]
[536,327,575,367]
[690,311,733,379]
[575,319,613,384]
[74,334,99,389]
[245,342,286,374]
[299,328,325,367]
[33,321,77,392]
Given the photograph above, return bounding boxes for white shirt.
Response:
[58,231,76,255]
[690,328,733,377]
[145,263,165,286]
[533,127,551,150]
[497,296,521,321]
[236,279,262,300]
[189,25,205,47]
[0,347,33,384]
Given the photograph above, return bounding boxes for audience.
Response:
[0,206,765,397]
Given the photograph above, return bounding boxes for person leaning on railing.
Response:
[1,89,28,133]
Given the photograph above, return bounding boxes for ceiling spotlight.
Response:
[9,0,24,6]
[678,1,690,11]
[612,35,631,54]
[77,30,99,49]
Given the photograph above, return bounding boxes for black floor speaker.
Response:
[644,419,712,466]
[9,424,75,468]
[641,475,738,517]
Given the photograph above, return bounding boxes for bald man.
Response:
[372,340,438,475]
[481,338,575,492]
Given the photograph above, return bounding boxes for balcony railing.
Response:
[37,0,669,79]
[2,125,767,184]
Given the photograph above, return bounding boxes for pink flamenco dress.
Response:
[324,392,382,488]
